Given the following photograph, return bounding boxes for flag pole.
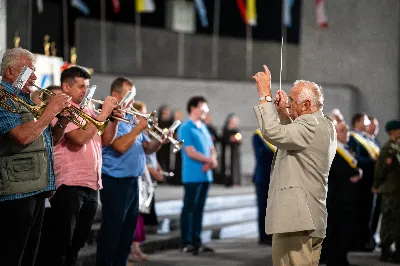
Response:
[281,1,288,85]
[177,31,185,77]
[135,11,143,70]
[27,0,33,50]
[211,0,221,78]
[62,0,69,61]
[100,0,107,72]
[245,24,253,78]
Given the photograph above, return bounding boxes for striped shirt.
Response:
[0,82,55,202]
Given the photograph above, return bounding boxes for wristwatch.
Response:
[259,95,272,102]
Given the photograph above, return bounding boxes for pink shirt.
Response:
[52,105,103,190]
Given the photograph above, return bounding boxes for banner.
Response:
[34,54,64,88]
[34,54,93,88]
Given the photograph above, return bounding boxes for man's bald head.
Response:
[287,80,324,120]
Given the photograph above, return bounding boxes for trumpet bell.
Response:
[172,140,184,153]
[96,119,109,135]
[147,111,157,128]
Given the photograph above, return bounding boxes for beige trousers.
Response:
[272,231,323,266]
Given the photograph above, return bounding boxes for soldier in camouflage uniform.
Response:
[372,120,400,263]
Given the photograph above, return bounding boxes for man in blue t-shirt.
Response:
[96,77,167,266]
[177,96,218,255]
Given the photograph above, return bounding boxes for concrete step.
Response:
[88,194,257,242]
[155,194,256,217]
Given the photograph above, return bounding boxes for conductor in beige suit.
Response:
[252,65,337,266]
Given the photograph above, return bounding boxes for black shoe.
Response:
[199,245,215,253]
[181,245,196,253]
[380,250,392,262]
[193,248,199,256]
[389,252,400,263]
[192,245,215,256]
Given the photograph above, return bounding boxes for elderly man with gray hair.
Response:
[0,48,71,265]
[252,65,337,266]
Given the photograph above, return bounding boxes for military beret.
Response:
[385,120,400,132]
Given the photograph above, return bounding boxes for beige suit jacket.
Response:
[253,102,337,238]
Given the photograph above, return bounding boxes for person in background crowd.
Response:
[178,96,218,255]
[348,113,377,251]
[221,113,242,187]
[366,116,382,247]
[252,128,275,245]
[372,120,400,263]
[171,109,183,185]
[205,112,219,144]
[204,112,221,184]
[156,105,173,172]
[322,121,363,266]
[329,108,344,123]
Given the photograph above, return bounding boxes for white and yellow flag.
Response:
[246,0,257,26]
[135,0,155,13]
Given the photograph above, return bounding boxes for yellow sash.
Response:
[336,146,357,168]
[350,131,377,160]
[255,129,276,153]
[367,138,380,158]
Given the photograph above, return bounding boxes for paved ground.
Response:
[127,237,392,266]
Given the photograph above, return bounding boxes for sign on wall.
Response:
[34,54,94,89]
[34,54,64,88]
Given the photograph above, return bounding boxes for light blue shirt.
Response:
[102,115,149,178]
[178,119,214,183]
[0,80,55,202]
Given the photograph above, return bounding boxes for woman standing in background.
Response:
[221,113,242,187]
[156,105,173,172]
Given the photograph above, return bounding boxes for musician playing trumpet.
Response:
[97,77,170,266]
[0,48,72,265]
[46,66,122,265]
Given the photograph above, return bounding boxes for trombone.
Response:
[33,85,109,135]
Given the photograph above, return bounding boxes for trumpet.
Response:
[1,67,108,135]
[150,120,184,153]
[89,99,157,128]
[33,85,109,135]
[0,81,40,115]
